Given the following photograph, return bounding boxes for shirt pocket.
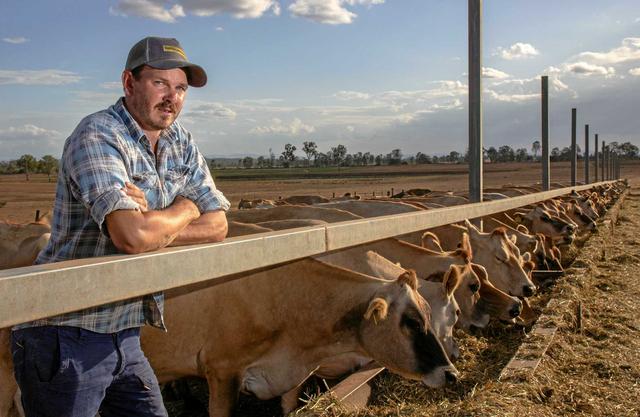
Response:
[131,171,158,190]
[164,164,190,198]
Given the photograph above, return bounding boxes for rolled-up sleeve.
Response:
[179,133,231,213]
[65,121,139,232]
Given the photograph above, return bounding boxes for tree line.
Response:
[2,139,638,178]
[222,140,640,169]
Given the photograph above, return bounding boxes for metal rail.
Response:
[0,181,616,328]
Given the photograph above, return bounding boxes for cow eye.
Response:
[469,283,479,293]
[402,316,424,332]
[455,309,461,317]
[495,255,507,263]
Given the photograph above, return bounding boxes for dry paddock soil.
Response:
[1,161,640,416]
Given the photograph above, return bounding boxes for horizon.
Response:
[1,0,640,160]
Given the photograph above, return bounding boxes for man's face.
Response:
[123,66,188,133]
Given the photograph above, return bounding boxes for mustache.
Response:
[156,101,176,113]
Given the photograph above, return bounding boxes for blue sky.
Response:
[1,0,639,160]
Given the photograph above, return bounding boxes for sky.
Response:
[1,0,640,160]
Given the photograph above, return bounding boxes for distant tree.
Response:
[448,151,461,163]
[344,154,354,167]
[375,154,383,166]
[40,155,59,182]
[18,154,37,181]
[387,149,402,165]
[302,141,318,166]
[416,152,431,164]
[280,143,297,168]
[497,145,515,162]
[330,144,347,166]
[268,148,276,168]
[242,156,254,169]
[365,152,374,165]
[531,140,541,160]
[315,152,330,167]
[256,156,266,168]
[515,148,528,162]
[617,142,639,159]
[486,147,498,163]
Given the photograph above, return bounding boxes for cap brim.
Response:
[147,59,207,88]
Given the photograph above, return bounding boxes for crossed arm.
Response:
[105,183,228,254]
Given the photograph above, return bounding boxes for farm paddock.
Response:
[0,164,639,416]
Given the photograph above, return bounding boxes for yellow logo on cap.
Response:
[163,45,187,60]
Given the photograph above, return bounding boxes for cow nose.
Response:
[445,370,459,384]
[522,285,536,297]
[510,300,523,318]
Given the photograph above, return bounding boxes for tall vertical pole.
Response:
[541,76,550,190]
[601,141,606,181]
[468,0,483,204]
[571,108,577,186]
[584,124,589,184]
[605,146,609,181]
[594,134,599,182]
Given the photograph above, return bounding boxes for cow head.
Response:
[514,206,576,245]
[464,220,536,298]
[471,263,523,322]
[360,270,459,387]
[419,266,462,361]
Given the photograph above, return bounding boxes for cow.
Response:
[425,220,537,298]
[0,216,51,270]
[237,199,280,209]
[140,257,458,417]
[227,205,363,224]
[281,195,331,205]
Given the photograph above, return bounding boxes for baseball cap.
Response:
[125,37,207,87]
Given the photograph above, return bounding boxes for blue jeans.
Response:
[11,326,167,417]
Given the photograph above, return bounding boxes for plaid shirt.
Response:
[15,97,230,333]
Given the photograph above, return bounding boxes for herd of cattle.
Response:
[0,181,626,417]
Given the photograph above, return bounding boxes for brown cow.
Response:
[140,257,457,417]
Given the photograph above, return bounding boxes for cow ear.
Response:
[461,232,473,259]
[421,232,443,252]
[513,212,525,223]
[443,265,461,297]
[397,270,418,291]
[464,219,478,233]
[509,234,517,244]
[523,251,531,262]
[364,297,388,323]
[516,224,529,233]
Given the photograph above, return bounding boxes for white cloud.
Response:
[576,37,640,65]
[495,42,540,60]
[110,0,279,22]
[110,0,185,23]
[249,118,315,135]
[565,62,616,77]
[482,67,510,79]
[289,0,384,24]
[100,81,122,90]
[333,90,371,100]
[629,67,640,76]
[2,37,28,44]
[0,125,61,140]
[188,102,237,119]
[0,70,83,85]
[215,26,224,31]
[485,89,538,103]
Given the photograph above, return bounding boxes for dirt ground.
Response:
[2,161,639,223]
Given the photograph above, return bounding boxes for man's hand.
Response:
[124,182,148,212]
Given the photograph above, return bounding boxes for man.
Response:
[11,37,229,416]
